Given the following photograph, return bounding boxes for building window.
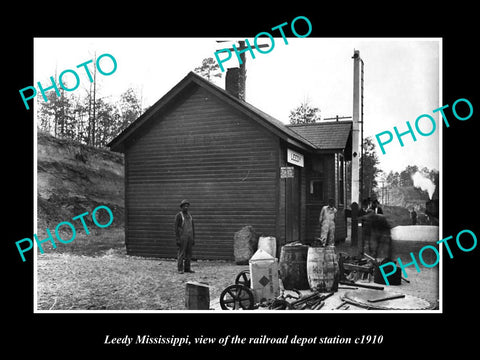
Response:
[309,179,324,201]
[309,157,325,202]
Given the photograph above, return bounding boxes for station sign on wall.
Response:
[287,148,304,167]
[280,166,294,178]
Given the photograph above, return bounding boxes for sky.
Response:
[34,37,441,175]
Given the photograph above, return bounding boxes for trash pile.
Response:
[257,291,334,310]
[339,252,378,283]
[211,233,434,311]
[219,241,345,310]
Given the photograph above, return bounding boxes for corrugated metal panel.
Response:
[124,85,279,260]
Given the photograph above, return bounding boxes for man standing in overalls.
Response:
[319,198,337,247]
[175,199,195,274]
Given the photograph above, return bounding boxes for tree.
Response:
[428,168,439,188]
[70,93,89,144]
[419,166,439,187]
[36,58,144,149]
[399,165,419,187]
[386,170,400,187]
[94,98,120,148]
[87,53,99,147]
[73,53,101,147]
[37,87,75,139]
[361,137,381,199]
[194,57,222,81]
[116,87,142,131]
[288,99,321,125]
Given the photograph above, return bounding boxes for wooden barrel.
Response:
[279,244,310,290]
[258,236,277,258]
[307,246,339,292]
[185,281,210,310]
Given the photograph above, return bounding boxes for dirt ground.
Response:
[335,240,439,308]
[36,238,439,311]
[36,248,249,310]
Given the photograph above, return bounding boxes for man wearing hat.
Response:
[174,199,195,273]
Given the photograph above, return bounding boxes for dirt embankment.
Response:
[380,187,435,226]
[37,131,125,232]
[386,186,430,211]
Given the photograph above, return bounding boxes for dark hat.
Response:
[180,199,190,207]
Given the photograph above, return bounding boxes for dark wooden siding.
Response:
[124,85,279,260]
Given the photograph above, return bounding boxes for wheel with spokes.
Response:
[219,284,254,310]
[235,270,251,288]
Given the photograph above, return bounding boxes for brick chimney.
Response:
[225,66,246,101]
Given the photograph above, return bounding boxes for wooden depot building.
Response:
[109,70,352,260]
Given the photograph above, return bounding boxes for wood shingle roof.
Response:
[287,121,352,151]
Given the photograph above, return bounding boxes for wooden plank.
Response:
[343,263,372,272]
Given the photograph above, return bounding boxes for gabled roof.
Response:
[287,121,352,151]
[108,71,316,153]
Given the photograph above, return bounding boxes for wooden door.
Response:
[286,166,301,242]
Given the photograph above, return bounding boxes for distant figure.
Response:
[361,198,371,216]
[174,199,195,274]
[411,209,417,225]
[425,199,439,225]
[371,199,383,214]
[360,198,371,254]
[319,198,337,246]
[360,198,391,258]
[362,212,392,258]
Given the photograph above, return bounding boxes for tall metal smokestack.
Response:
[351,50,362,205]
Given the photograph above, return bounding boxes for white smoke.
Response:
[411,172,436,199]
